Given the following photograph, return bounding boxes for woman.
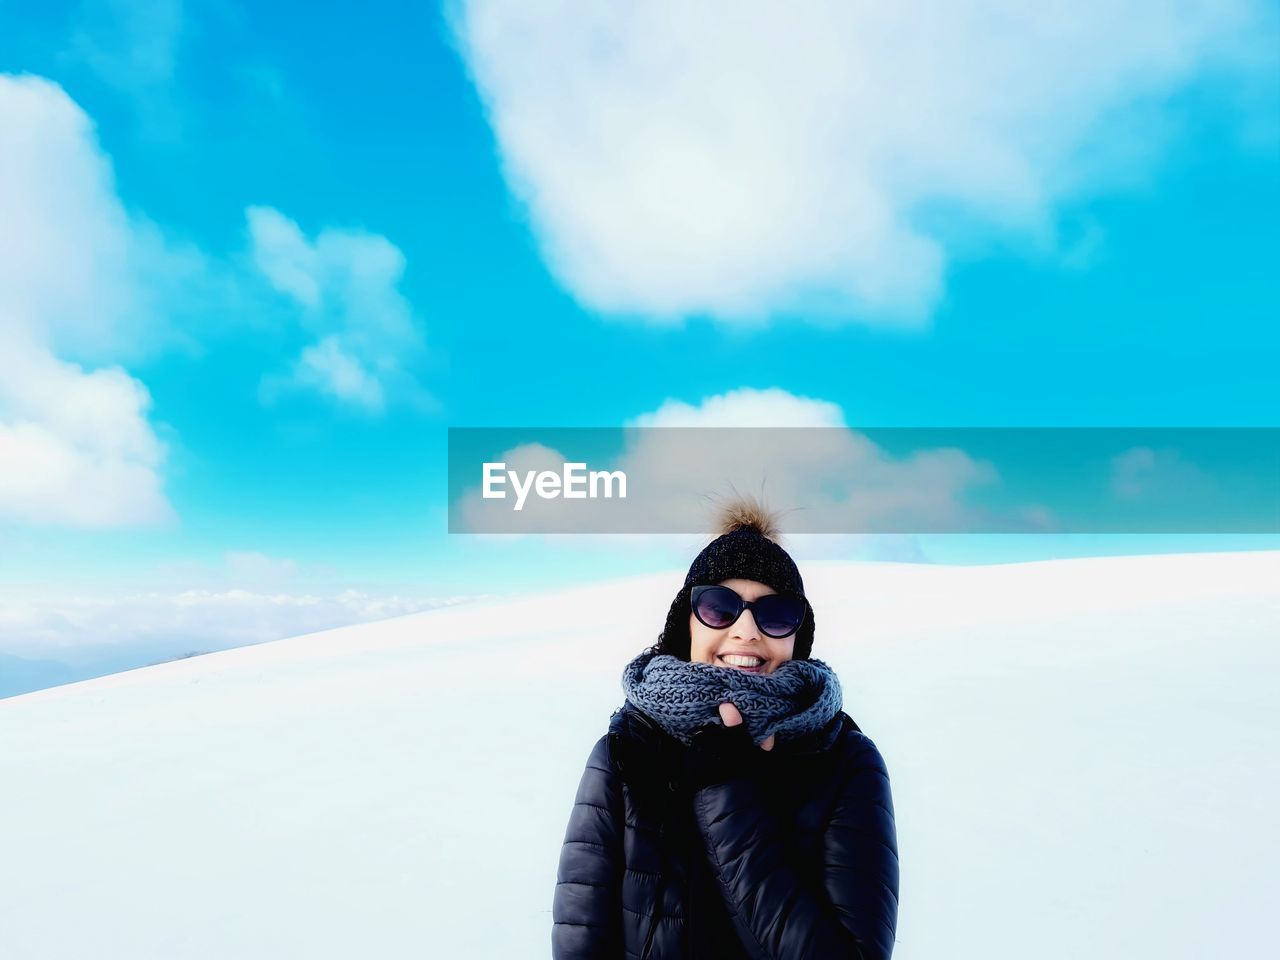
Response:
[551,496,900,959]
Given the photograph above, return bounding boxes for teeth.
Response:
[722,654,764,667]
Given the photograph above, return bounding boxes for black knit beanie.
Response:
[651,494,815,661]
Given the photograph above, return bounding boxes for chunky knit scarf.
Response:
[620,648,843,748]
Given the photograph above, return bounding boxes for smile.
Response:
[718,654,765,671]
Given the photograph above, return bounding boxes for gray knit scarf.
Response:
[620,648,843,748]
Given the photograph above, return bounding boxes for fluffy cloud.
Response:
[0,73,185,528]
[0,335,173,527]
[247,206,434,414]
[629,386,847,428]
[450,0,1275,324]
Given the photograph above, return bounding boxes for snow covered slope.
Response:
[1,552,1275,959]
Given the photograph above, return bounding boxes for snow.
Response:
[1,551,1276,958]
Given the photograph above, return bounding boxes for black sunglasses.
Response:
[690,584,807,639]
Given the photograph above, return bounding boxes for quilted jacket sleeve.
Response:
[551,733,626,960]
[692,734,900,960]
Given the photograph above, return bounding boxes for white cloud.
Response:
[450,0,1276,325]
[0,73,184,528]
[0,73,202,365]
[0,334,173,527]
[292,335,387,411]
[247,204,324,306]
[247,206,434,415]
[618,388,1009,532]
[630,386,846,428]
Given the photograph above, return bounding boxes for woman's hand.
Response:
[680,702,776,791]
[718,702,776,752]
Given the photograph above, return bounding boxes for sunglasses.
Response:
[690,584,807,639]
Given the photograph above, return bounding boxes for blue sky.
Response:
[0,1,1276,675]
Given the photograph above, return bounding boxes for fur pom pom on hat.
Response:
[651,492,815,661]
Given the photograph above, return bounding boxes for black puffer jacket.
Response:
[551,700,899,959]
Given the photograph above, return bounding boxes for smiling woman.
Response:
[550,493,901,959]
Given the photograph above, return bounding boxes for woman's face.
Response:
[689,578,796,675]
